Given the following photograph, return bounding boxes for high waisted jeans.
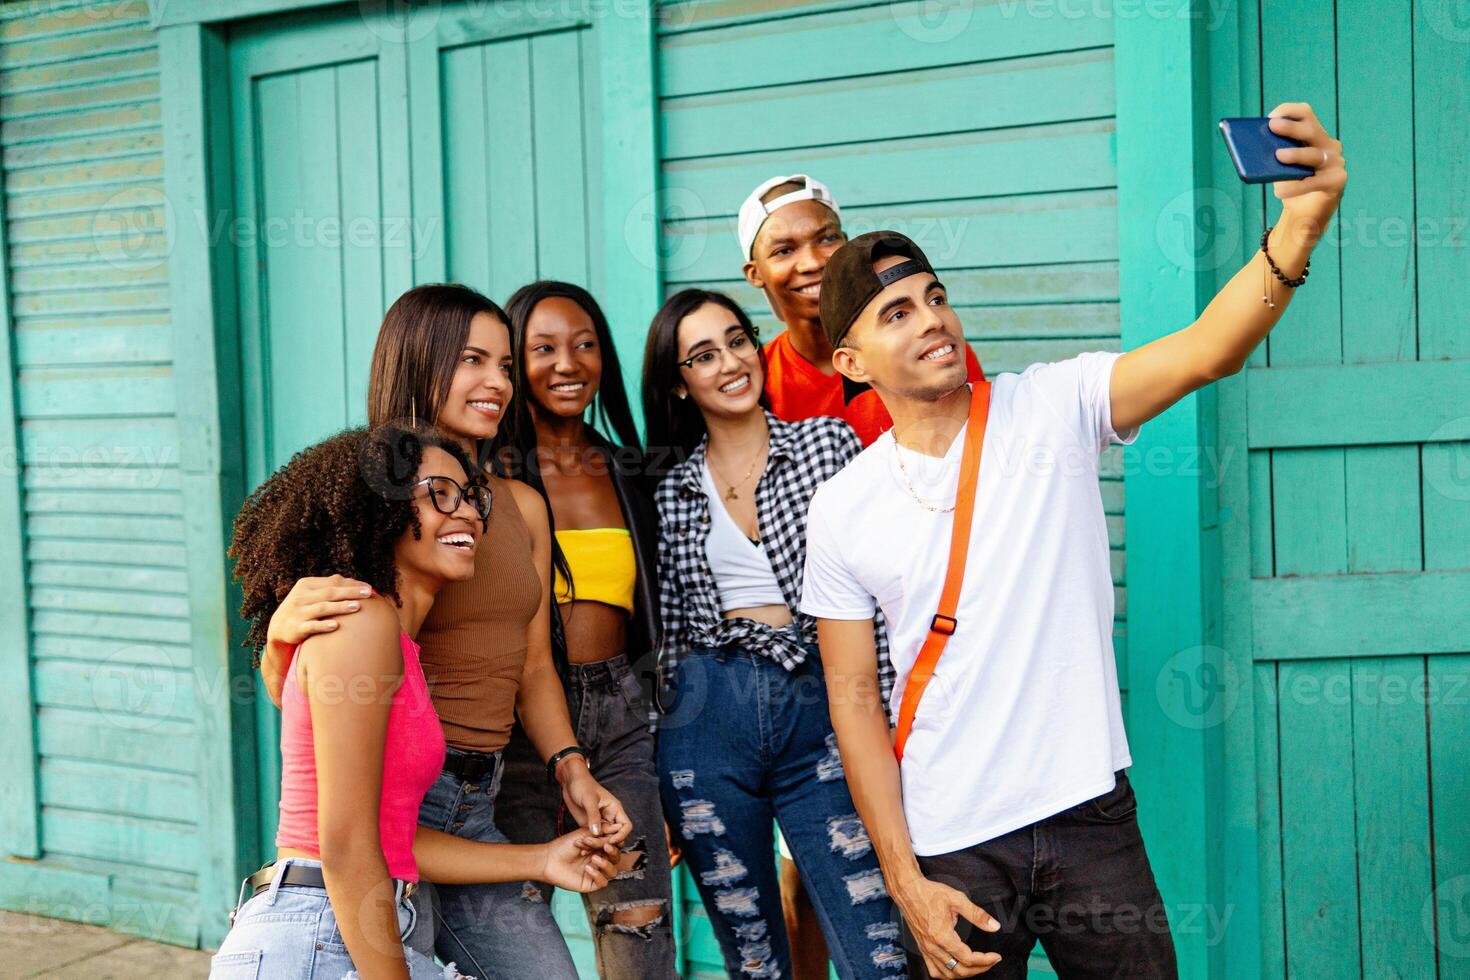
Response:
[208,857,469,979]
[657,644,905,979]
[498,652,678,979]
[411,753,580,980]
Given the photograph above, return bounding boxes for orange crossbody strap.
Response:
[893,380,992,763]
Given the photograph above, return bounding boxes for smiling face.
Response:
[742,197,845,326]
[524,295,602,421]
[836,253,968,402]
[435,312,514,444]
[674,301,765,423]
[393,445,484,585]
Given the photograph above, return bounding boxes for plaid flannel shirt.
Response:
[654,411,893,705]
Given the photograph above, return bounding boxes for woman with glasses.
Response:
[217,423,615,980]
[253,284,631,979]
[641,290,902,979]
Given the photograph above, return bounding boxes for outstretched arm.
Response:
[1111,102,1348,433]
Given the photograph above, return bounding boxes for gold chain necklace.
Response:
[893,442,955,513]
[709,445,764,501]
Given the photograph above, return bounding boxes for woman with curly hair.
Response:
[252,285,630,979]
[215,424,616,980]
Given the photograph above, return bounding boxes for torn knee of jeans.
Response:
[871,941,906,971]
[714,885,760,918]
[520,880,548,903]
[679,798,726,837]
[827,812,872,860]
[699,847,748,888]
[737,935,780,978]
[596,898,668,939]
[613,836,649,880]
[669,769,695,790]
[865,921,906,971]
[843,868,889,905]
[815,731,845,782]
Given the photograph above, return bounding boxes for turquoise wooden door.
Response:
[405,9,610,971]
[1212,1,1470,976]
[228,8,417,860]
[226,2,609,971]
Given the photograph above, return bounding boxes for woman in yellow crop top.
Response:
[493,281,678,978]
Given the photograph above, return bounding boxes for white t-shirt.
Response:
[801,351,1138,856]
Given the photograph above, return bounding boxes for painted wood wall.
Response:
[0,2,1463,978]
[0,0,216,948]
[1209,1,1470,977]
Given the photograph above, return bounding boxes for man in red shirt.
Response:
[738,174,984,445]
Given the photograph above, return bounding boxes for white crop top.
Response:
[701,462,788,612]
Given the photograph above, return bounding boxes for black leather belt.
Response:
[442,747,500,784]
[246,861,417,899]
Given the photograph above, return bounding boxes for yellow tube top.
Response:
[553,527,636,614]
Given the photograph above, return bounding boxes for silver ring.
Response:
[945,956,959,971]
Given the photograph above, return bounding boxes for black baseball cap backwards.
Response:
[819,230,938,348]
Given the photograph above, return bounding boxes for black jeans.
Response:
[903,771,1177,979]
[497,653,677,979]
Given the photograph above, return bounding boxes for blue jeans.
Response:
[208,857,465,979]
[412,753,580,980]
[658,645,904,979]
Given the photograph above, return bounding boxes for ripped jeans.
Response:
[658,644,904,979]
[498,652,678,979]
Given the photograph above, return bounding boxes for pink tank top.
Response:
[275,629,445,881]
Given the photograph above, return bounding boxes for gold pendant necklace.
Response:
[709,447,762,501]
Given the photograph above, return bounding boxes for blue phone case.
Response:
[1218,117,1316,184]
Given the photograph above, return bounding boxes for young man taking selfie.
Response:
[801,104,1346,979]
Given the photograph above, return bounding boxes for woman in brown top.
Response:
[257,284,629,980]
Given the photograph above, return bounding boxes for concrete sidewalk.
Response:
[1,910,212,978]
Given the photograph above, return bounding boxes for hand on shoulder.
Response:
[296,593,404,689]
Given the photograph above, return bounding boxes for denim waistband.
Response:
[687,642,819,664]
[565,650,632,686]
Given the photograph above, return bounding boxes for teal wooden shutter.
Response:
[1211,1,1470,976]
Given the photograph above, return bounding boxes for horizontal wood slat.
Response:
[1247,359,1470,448]
[1253,569,1470,660]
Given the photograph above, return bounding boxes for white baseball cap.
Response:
[737,174,842,260]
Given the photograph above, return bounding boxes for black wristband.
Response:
[546,745,588,784]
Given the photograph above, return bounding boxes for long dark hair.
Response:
[502,280,641,601]
[641,289,769,462]
[367,283,509,471]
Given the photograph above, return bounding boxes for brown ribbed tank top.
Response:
[417,474,543,753]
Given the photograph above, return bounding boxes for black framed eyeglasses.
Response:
[677,329,758,375]
[413,476,492,525]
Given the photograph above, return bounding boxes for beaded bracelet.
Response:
[1260,224,1309,308]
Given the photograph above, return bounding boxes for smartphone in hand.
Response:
[1219,116,1316,183]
